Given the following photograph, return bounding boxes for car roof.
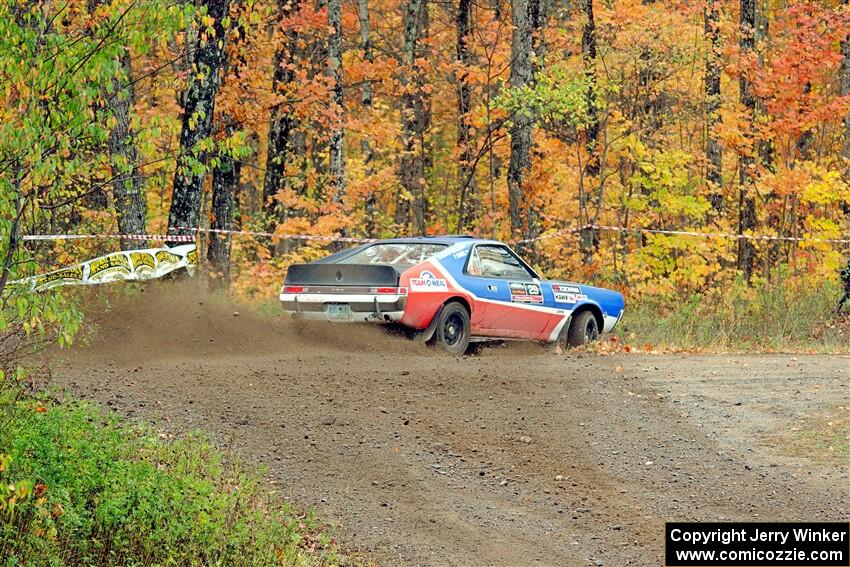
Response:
[311,236,508,264]
[373,236,502,246]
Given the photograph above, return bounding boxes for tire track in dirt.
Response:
[46,284,850,566]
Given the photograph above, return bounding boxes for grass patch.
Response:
[614,279,850,352]
[783,406,850,463]
[0,394,356,566]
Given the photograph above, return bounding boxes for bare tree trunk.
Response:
[0,182,23,300]
[635,0,663,130]
[530,0,546,66]
[455,0,477,231]
[705,0,723,212]
[507,0,534,248]
[579,0,598,263]
[305,0,330,208]
[263,0,300,228]
[208,19,250,287]
[167,0,231,241]
[398,0,430,234]
[755,0,773,172]
[841,0,850,173]
[358,0,377,236]
[796,82,814,160]
[81,0,113,214]
[208,119,239,287]
[418,3,432,230]
[88,0,145,245]
[328,0,345,205]
[107,51,147,249]
[738,0,757,282]
[169,0,198,111]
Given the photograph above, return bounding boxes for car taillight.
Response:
[283,285,304,293]
[375,287,407,294]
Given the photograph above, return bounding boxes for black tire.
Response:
[435,301,471,355]
[465,342,483,356]
[566,310,600,347]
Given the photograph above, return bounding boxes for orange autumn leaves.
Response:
[115,0,850,302]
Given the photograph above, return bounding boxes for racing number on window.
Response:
[468,246,535,280]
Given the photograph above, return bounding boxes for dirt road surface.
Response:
[47,287,849,566]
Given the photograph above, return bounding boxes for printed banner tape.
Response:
[21,234,195,242]
[511,224,850,245]
[11,244,197,292]
[174,227,376,243]
[21,228,374,244]
[21,224,850,246]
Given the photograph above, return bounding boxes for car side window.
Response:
[467,245,535,280]
[467,249,482,275]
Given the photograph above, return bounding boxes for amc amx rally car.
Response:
[280,237,624,354]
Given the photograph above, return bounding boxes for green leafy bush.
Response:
[0,397,345,566]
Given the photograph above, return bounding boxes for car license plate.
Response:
[325,304,351,320]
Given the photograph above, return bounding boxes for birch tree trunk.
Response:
[167,0,231,241]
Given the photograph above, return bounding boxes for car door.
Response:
[458,244,551,338]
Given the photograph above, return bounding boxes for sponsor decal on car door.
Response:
[508,281,543,304]
[552,283,588,305]
[463,245,550,337]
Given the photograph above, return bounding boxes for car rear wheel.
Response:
[566,310,600,347]
[435,302,471,355]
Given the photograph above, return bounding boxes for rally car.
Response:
[279,236,625,354]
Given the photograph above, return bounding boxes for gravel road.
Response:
[47,287,849,566]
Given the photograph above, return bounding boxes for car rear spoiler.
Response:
[284,264,401,286]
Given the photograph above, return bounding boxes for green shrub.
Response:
[0,397,344,566]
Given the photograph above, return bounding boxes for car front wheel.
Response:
[566,310,600,347]
[435,302,471,355]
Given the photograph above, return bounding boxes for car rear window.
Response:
[337,243,446,270]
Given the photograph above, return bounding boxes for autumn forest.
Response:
[2,0,850,305]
